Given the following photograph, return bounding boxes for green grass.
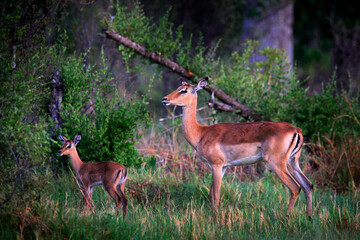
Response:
[1,168,359,239]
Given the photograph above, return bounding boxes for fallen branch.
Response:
[100,30,263,121]
[102,30,193,79]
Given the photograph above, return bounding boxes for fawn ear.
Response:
[193,77,208,92]
[59,135,68,143]
[74,134,81,146]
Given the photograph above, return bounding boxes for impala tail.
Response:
[117,168,128,184]
[287,130,313,220]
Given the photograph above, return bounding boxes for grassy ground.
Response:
[1,165,359,239]
[1,128,359,239]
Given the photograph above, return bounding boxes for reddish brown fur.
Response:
[162,78,313,219]
[58,135,128,217]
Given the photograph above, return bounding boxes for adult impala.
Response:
[162,77,313,220]
[58,134,128,216]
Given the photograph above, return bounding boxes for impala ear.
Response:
[74,134,81,146]
[193,77,208,92]
[59,135,68,143]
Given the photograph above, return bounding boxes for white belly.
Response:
[223,152,263,167]
[91,181,103,187]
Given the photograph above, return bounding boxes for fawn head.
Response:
[58,134,81,156]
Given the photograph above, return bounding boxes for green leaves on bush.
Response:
[0,43,150,176]
[215,41,360,140]
[58,51,150,168]
[0,46,59,175]
[109,1,220,78]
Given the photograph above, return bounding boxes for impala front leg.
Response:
[210,164,223,213]
[78,178,94,211]
[81,187,94,212]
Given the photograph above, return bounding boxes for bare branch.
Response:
[100,30,263,121]
[102,30,193,79]
[205,82,262,120]
[208,98,237,112]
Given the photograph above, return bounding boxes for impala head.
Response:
[58,134,81,156]
[162,77,208,107]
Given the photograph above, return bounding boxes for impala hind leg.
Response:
[209,164,223,214]
[116,182,128,217]
[267,161,301,216]
[287,151,313,220]
[104,184,123,213]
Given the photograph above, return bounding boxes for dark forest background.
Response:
[3,0,358,96]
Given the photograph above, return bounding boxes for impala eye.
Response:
[179,89,187,94]
[66,144,71,149]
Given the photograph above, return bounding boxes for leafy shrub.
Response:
[109,0,220,77]
[0,46,58,175]
[57,51,151,168]
[0,42,151,194]
[215,40,360,141]
[0,45,62,208]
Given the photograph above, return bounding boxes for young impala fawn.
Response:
[162,77,313,220]
[58,134,128,216]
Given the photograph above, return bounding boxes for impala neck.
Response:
[182,96,203,148]
[68,148,84,173]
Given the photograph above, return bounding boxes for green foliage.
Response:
[216,41,292,119]
[0,40,150,173]
[111,1,180,59]
[57,51,150,167]
[109,1,220,77]
[215,40,360,140]
[0,45,57,175]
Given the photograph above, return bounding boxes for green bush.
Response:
[57,51,151,168]
[215,41,360,140]
[0,43,151,203]
[0,46,56,176]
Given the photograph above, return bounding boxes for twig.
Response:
[159,105,208,122]
[329,152,344,180]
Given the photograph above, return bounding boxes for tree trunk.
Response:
[48,69,62,137]
[242,0,294,65]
